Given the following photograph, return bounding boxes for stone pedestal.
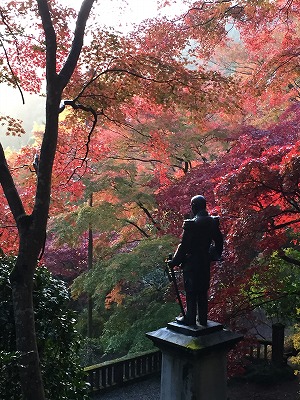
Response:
[146,320,243,400]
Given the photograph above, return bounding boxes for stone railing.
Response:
[84,349,161,393]
[85,324,286,393]
[248,338,272,360]
[248,323,286,365]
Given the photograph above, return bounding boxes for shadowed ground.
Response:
[92,373,300,400]
[92,375,160,400]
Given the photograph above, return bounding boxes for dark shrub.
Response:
[0,256,88,400]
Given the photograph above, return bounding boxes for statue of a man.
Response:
[168,195,223,326]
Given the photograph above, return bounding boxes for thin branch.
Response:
[278,250,300,267]
[100,110,151,138]
[0,38,25,104]
[274,218,300,230]
[121,218,150,238]
[108,155,163,164]
[74,65,210,103]
[74,68,174,102]
[58,99,98,182]
[136,201,161,231]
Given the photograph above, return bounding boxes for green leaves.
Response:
[73,235,175,300]
[257,249,300,323]
[100,299,179,355]
[71,235,179,357]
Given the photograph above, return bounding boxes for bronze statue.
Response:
[168,195,223,326]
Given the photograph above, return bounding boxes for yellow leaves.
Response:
[288,323,300,370]
[71,287,81,301]
[105,280,126,309]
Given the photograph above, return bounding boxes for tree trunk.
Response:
[10,216,50,399]
[11,259,45,399]
[10,88,62,399]
[88,192,93,339]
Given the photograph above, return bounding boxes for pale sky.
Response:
[64,0,184,30]
[0,0,186,149]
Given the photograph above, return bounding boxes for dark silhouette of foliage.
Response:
[0,256,88,400]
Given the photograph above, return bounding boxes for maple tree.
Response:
[0,1,96,398]
[51,0,300,374]
[43,234,88,283]
[6,0,290,259]
[0,1,240,394]
[1,0,300,388]
[152,0,300,130]
[68,0,300,248]
[156,102,300,331]
[0,0,247,254]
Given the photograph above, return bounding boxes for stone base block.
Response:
[146,321,243,400]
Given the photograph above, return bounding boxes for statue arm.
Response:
[211,217,224,259]
[168,221,193,267]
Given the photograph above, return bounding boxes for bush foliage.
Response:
[0,256,88,400]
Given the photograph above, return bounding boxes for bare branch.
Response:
[109,155,163,164]
[121,218,150,238]
[274,218,300,230]
[58,99,98,182]
[278,250,300,267]
[0,37,25,104]
[136,201,162,231]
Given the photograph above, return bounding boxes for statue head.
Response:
[191,195,206,214]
